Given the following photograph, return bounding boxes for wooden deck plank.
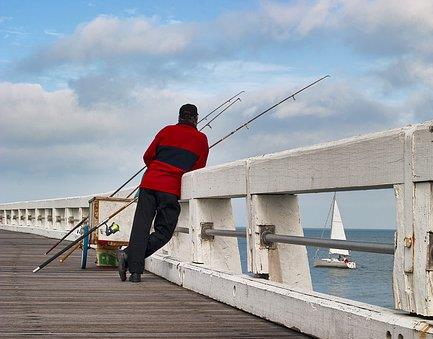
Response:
[0,230,309,338]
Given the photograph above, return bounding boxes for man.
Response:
[118,104,209,282]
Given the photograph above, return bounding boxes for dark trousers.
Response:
[125,188,180,274]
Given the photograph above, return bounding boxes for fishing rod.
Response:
[95,90,244,200]
[121,97,243,203]
[43,172,143,255]
[44,217,86,255]
[116,96,245,201]
[36,76,328,272]
[210,75,330,148]
[198,90,244,124]
[44,90,244,255]
[121,91,245,202]
[33,198,138,273]
[199,97,241,131]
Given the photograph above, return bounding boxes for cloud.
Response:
[20,15,196,71]
[3,0,433,204]
[375,58,433,91]
[337,0,433,56]
[44,29,63,37]
[0,16,13,23]
[0,82,123,146]
[0,80,225,185]
[18,0,433,77]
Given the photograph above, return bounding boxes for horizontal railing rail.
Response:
[204,228,246,238]
[262,233,395,255]
[175,226,395,254]
[174,227,189,234]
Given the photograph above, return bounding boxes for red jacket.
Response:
[140,123,209,197]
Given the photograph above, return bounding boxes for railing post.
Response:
[393,125,433,317]
[189,198,241,273]
[24,209,28,226]
[18,209,24,227]
[247,193,312,289]
[47,208,54,229]
[394,181,433,316]
[160,201,192,262]
[12,209,18,225]
[35,208,42,228]
[65,208,72,231]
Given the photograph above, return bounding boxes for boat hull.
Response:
[314,258,356,269]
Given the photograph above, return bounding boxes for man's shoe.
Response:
[117,250,127,282]
[129,272,141,283]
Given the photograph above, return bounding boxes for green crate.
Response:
[96,248,118,267]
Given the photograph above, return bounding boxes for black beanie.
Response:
[179,104,198,120]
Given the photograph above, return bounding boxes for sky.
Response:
[1,0,432,229]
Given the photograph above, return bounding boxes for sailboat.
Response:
[314,194,356,269]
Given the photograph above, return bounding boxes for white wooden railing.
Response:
[0,195,91,239]
[2,120,433,338]
[164,120,433,318]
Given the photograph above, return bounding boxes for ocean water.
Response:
[237,228,395,309]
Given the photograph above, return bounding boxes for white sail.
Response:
[329,199,349,256]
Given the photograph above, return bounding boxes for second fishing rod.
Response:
[44,91,244,255]
[34,75,329,273]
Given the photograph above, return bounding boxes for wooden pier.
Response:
[0,230,308,338]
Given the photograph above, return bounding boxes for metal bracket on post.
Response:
[259,225,277,250]
[427,232,433,271]
[68,216,75,224]
[200,222,214,241]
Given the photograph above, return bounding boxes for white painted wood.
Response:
[24,209,29,226]
[65,208,72,230]
[393,184,413,312]
[17,209,24,227]
[27,209,34,227]
[412,182,433,316]
[11,209,17,225]
[181,160,247,199]
[413,124,433,182]
[35,208,41,228]
[247,194,312,289]
[146,254,433,339]
[189,198,242,273]
[403,127,416,273]
[0,196,91,210]
[45,209,53,229]
[249,128,406,194]
[0,223,80,241]
[394,182,433,316]
[92,198,136,243]
[161,201,192,262]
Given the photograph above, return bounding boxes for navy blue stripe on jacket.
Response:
[155,145,198,172]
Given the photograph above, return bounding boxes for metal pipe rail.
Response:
[204,228,246,238]
[263,233,395,255]
[176,226,395,255]
[174,227,189,234]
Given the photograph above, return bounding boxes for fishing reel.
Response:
[105,222,120,236]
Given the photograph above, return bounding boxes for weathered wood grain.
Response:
[247,194,312,289]
[0,230,308,338]
[249,128,405,195]
[181,160,247,199]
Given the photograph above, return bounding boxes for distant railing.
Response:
[0,196,91,235]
